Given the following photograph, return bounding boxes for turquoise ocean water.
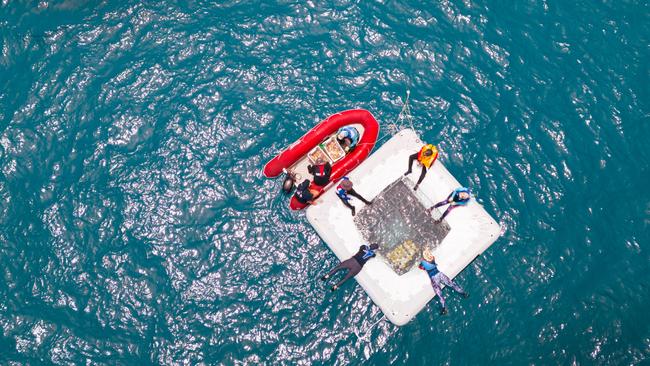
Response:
[1,1,648,364]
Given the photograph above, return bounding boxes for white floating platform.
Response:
[306,129,500,326]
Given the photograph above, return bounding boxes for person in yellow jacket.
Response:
[404,144,438,191]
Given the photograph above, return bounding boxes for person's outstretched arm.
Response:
[438,206,454,221]
[446,191,454,202]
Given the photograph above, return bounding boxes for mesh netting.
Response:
[354,178,450,275]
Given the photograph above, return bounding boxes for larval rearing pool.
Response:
[306,129,501,325]
[354,178,451,275]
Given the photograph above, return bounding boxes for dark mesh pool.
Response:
[354,178,450,275]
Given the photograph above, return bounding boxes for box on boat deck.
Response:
[305,129,500,326]
[307,136,346,165]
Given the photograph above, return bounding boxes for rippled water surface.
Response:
[1,0,648,364]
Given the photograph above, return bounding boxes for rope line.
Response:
[353,313,387,351]
[385,89,415,137]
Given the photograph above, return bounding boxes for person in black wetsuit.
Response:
[404,144,439,191]
[321,244,379,291]
[293,179,319,204]
[307,158,332,186]
[427,187,471,222]
[335,177,372,216]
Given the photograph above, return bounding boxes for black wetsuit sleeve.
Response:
[324,162,332,179]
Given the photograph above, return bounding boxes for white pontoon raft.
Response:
[306,129,500,326]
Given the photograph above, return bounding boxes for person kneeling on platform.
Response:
[404,144,438,191]
[294,179,320,205]
[337,125,360,152]
[307,158,332,187]
[321,243,379,291]
[427,187,471,222]
[419,249,468,315]
[336,177,372,216]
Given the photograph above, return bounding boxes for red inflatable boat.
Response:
[263,109,379,210]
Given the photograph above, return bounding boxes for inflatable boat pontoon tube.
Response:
[263,109,379,210]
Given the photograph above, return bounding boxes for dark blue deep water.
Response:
[1,1,648,364]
